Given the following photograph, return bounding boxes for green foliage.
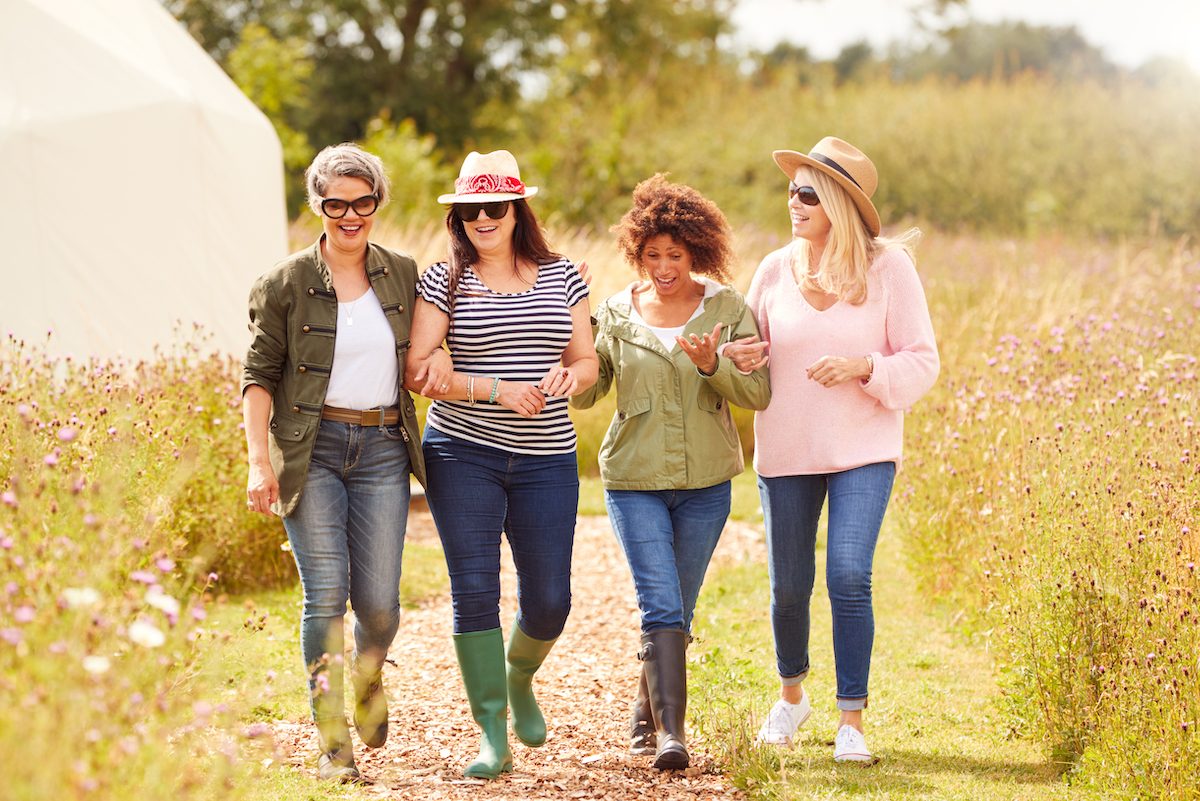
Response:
[225,22,314,214]
[362,115,456,228]
[896,233,1200,797]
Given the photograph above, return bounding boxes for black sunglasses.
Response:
[455,200,511,222]
[320,194,379,218]
[788,182,820,207]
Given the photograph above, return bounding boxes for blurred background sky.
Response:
[732,0,1200,72]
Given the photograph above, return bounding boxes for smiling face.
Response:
[788,171,832,247]
[320,176,376,256]
[459,200,517,257]
[639,233,697,299]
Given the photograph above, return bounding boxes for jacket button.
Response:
[292,405,300,413]
[307,288,315,296]
[382,267,390,276]
[618,411,626,421]
[716,399,723,409]
[298,365,307,373]
[294,430,301,436]
[302,325,311,333]
[397,304,404,313]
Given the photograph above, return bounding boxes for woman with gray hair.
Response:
[241,143,430,783]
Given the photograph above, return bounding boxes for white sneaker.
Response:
[833,724,873,762]
[755,693,812,746]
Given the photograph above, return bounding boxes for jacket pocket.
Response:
[615,395,652,424]
[697,388,726,413]
[269,411,313,442]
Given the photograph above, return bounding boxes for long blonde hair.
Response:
[793,166,920,305]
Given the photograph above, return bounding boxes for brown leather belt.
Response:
[321,405,400,426]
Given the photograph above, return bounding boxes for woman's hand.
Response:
[724,335,770,372]
[677,322,723,375]
[576,260,592,287]
[539,365,581,397]
[496,380,547,418]
[413,348,454,397]
[246,459,279,515]
[806,355,872,388]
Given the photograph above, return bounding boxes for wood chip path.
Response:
[272,512,764,800]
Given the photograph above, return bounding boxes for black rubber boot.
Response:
[315,717,361,783]
[641,628,689,770]
[630,666,656,755]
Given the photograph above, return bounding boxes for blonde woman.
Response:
[727,137,939,762]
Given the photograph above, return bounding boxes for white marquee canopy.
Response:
[1,0,288,359]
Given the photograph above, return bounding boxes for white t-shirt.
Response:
[324,287,399,409]
[628,279,719,350]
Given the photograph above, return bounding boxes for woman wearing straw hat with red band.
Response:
[725,137,939,762]
[404,150,598,779]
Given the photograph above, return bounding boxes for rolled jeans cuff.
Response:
[780,670,808,687]
[837,696,868,711]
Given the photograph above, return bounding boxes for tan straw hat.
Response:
[438,149,539,204]
[772,137,881,236]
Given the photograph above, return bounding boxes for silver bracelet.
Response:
[467,375,476,406]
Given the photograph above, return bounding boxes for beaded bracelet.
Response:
[488,377,501,403]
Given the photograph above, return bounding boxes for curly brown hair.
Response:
[610,174,734,284]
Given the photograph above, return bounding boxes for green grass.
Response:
[687,518,1103,801]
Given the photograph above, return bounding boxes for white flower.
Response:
[128,619,165,648]
[145,588,180,617]
[63,587,101,608]
[82,655,111,675]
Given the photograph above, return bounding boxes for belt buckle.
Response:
[361,408,383,427]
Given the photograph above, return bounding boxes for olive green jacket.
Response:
[241,239,426,517]
[571,281,771,490]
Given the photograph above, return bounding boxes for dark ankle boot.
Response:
[316,717,361,783]
[630,666,656,755]
[453,628,513,779]
[641,628,689,770]
[351,656,388,748]
[505,621,557,747]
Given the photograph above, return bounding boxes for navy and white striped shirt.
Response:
[417,258,589,455]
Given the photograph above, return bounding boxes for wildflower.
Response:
[62,587,100,608]
[1,628,22,645]
[43,452,59,467]
[191,605,207,621]
[155,557,175,572]
[130,570,157,585]
[16,404,31,419]
[13,606,34,623]
[128,619,165,648]
[57,426,78,443]
[48,641,67,654]
[244,722,272,739]
[83,514,98,528]
[145,588,180,619]
[2,491,17,508]
[193,701,214,719]
[82,655,110,675]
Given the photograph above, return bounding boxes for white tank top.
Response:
[324,287,400,409]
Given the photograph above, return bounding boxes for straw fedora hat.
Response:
[438,149,539,204]
[772,137,881,236]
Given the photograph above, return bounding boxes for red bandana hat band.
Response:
[455,173,526,196]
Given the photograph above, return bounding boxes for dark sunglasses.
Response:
[454,200,511,222]
[788,182,820,207]
[320,194,379,218]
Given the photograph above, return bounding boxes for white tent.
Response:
[0,0,288,359]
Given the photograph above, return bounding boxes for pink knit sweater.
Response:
[746,243,939,477]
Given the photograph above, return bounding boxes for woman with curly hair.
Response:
[572,174,770,770]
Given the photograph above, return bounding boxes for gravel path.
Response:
[273,512,761,800]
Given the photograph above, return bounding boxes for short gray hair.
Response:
[304,143,390,215]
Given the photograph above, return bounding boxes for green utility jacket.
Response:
[241,239,427,516]
[571,282,771,490]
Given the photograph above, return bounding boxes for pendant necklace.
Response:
[343,290,366,326]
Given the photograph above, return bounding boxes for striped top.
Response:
[417,257,589,454]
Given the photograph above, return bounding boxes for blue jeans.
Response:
[282,419,411,722]
[758,462,895,711]
[605,483,730,634]
[422,426,578,639]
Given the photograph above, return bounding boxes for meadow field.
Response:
[2,217,1195,799]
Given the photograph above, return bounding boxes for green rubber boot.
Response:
[505,622,557,747]
[453,628,513,779]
